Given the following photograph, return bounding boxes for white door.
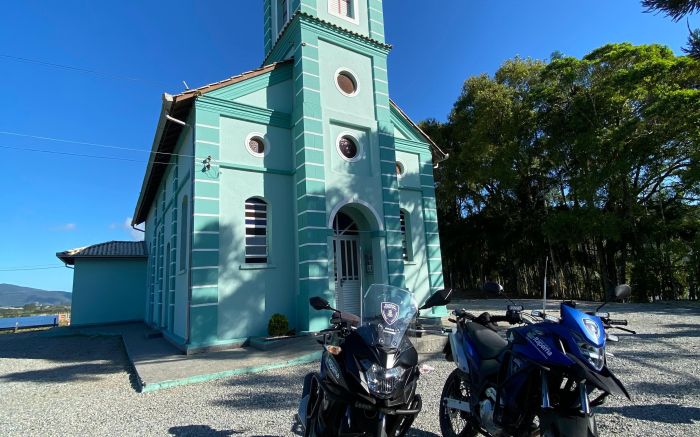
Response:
[334,236,362,315]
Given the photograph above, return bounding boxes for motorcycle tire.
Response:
[439,369,478,437]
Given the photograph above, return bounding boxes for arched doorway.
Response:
[332,211,362,315]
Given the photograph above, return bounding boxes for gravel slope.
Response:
[0,302,697,437]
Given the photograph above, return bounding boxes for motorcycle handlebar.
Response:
[453,309,477,321]
[608,319,628,326]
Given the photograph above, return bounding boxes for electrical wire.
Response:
[0,266,66,272]
[0,130,199,160]
[0,144,182,164]
[0,53,167,88]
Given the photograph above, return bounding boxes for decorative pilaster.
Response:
[190,110,222,346]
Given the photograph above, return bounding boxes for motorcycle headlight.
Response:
[578,340,605,371]
[364,364,405,398]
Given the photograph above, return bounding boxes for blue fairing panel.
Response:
[510,324,575,367]
[560,304,606,347]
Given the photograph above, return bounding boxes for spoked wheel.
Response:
[439,369,478,437]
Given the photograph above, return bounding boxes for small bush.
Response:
[268,313,289,337]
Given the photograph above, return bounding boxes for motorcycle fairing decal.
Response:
[561,304,606,347]
[583,318,600,339]
[525,329,553,358]
[381,302,400,325]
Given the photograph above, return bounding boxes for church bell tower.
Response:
[262,1,412,331]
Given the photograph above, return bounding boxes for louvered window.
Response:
[330,0,354,19]
[245,198,268,264]
[400,209,412,261]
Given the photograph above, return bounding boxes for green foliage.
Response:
[267,313,289,337]
[642,1,700,59]
[430,43,700,301]
[684,27,700,59]
[642,0,700,20]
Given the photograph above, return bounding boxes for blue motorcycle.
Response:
[439,283,633,437]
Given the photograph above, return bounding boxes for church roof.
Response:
[132,62,447,225]
[56,241,147,265]
[132,60,293,225]
[390,99,447,161]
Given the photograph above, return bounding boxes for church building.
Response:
[66,0,448,353]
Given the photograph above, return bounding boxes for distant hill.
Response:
[0,283,71,307]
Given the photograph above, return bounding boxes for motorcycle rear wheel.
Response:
[439,369,478,437]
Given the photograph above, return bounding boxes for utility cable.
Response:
[0,144,182,164]
[0,266,66,272]
[0,130,199,160]
[0,53,167,88]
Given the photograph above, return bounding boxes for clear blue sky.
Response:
[0,0,693,292]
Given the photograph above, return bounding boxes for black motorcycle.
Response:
[295,284,451,437]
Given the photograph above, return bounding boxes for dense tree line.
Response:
[424,43,699,302]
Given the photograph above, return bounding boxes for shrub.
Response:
[268,313,289,337]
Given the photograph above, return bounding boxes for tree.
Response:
[642,0,700,58]
[642,0,700,19]
[430,43,700,301]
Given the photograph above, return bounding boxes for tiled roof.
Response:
[56,241,147,265]
[171,60,293,103]
[132,60,294,225]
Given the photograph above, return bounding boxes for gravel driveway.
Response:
[0,302,698,436]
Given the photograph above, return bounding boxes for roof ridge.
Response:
[173,59,294,99]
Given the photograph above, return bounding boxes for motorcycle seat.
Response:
[466,322,508,360]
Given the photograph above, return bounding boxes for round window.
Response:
[245,133,267,157]
[337,135,359,161]
[336,70,358,96]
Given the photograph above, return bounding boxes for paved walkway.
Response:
[45,323,321,393]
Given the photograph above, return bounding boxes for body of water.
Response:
[0,315,58,329]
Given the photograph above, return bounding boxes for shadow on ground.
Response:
[0,332,139,389]
[168,425,244,436]
[597,404,700,424]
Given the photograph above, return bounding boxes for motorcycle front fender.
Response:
[540,410,598,437]
[565,353,631,399]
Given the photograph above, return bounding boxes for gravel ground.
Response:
[0,302,698,437]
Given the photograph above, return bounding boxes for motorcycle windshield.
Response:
[358,284,418,351]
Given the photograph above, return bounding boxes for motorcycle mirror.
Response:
[614,284,632,300]
[309,296,331,311]
[420,288,453,310]
[483,281,503,295]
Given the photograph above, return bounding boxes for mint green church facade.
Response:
[132,0,448,352]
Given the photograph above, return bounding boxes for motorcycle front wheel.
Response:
[439,369,478,437]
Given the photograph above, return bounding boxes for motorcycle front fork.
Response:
[540,370,591,415]
[376,412,387,437]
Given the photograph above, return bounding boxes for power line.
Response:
[0,53,167,88]
[0,266,66,272]
[0,264,62,269]
[0,130,199,160]
[0,144,180,164]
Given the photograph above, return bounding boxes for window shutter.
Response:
[245,198,268,264]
